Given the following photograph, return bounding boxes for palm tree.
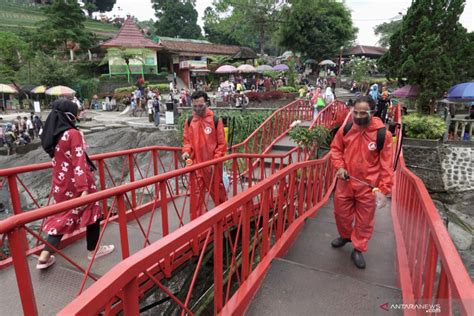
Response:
[101,48,150,83]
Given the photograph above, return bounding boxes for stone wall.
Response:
[403,139,474,193]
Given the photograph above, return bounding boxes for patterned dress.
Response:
[43,129,101,236]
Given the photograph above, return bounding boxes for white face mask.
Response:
[64,112,77,123]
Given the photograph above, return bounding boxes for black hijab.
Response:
[41,99,96,170]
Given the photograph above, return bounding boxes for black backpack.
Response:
[343,121,386,152]
[187,115,219,129]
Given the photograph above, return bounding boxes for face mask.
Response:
[193,105,206,117]
[353,116,370,126]
[65,112,79,125]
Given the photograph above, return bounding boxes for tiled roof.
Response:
[101,18,161,49]
[159,37,256,58]
[343,45,387,57]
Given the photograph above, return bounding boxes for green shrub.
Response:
[403,114,446,139]
[148,83,170,93]
[277,86,297,93]
[114,86,136,94]
[76,78,100,100]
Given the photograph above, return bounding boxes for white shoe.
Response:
[36,255,56,270]
[88,245,115,260]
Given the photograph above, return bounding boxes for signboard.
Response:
[179,60,208,70]
[34,101,41,113]
[165,111,174,124]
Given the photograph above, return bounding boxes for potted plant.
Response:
[403,114,446,147]
[288,124,331,160]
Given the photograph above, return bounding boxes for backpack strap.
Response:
[343,121,353,136]
[376,127,386,152]
[187,115,219,129]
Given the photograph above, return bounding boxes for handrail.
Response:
[391,104,474,315]
[309,99,349,130]
[59,155,335,315]
[232,99,313,153]
[0,152,299,235]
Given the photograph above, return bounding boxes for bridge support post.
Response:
[214,221,224,314]
[122,277,140,316]
[117,194,130,259]
[9,227,38,316]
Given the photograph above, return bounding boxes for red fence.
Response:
[58,155,335,315]
[0,150,303,315]
[391,105,473,315]
[232,99,312,154]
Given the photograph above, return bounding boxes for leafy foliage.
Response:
[278,0,356,60]
[373,20,402,47]
[289,125,330,149]
[379,0,474,113]
[203,0,285,54]
[0,31,30,82]
[152,0,202,39]
[344,56,378,92]
[83,0,116,18]
[277,86,297,93]
[403,114,446,139]
[34,0,93,55]
[28,52,77,87]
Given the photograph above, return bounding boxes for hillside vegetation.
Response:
[0,0,119,38]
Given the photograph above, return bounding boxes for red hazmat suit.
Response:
[183,108,227,218]
[330,117,393,252]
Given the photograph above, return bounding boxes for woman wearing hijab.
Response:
[324,87,335,104]
[36,99,114,270]
[369,84,379,102]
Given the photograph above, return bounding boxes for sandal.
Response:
[88,244,115,260]
[36,255,56,270]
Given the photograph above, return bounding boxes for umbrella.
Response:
[392,85,420,98]
[273,64,289,71]
[0,83,18,111]
[319,59,336,66]
[256,64,273,73]
[31,85,47,94]
[45,85,75,96]
[215,65,238,74]
[237,64,257,73]
[304,59,316,64]
[447,82,474,101]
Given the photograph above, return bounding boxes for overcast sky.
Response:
[105,0,474,46]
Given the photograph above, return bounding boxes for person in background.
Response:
[37,99,114,270]
[4,123,16,155]
[330,96,393,269]
[25,116,34,140]
[147,97,154,123]
[33,115,43,138]
[153,96,161,126]
[324,86,335,104]
[182,91,227,217]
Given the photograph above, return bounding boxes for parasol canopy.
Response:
[304,59,316,64]
[215,65,238,74]
[256,65,273,73]
[319,59,336,66]
[31,85,47,94]
[447,82,474,101]
[392,85,420,99]
[237,64,257,73]
[272,64,289,71]
[0,83,18,93]
[45,85,75,96]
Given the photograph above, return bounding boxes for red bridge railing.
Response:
[391,105,473,315]
[0,150,302,315]
[59,155,335,315]
[232,99,312,154]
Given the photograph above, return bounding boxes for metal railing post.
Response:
[128,154,136,208]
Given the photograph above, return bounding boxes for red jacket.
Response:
[183,108,227,163]
[330,117,393,195]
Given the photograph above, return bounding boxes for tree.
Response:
[29,52,78,87]
[373,20,402,47]
[278,0,356,61]
[35,0,93,56]
[152,0,202,39]
[82,0,117,18]
[344,56,377,92]
[101,48,151,83]
[204,0,285,55]
[0,31,30,82]
[379,0,473,113]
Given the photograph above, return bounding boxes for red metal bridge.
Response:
[0,100,472,315]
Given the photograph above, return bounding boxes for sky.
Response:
[106,0,474,46]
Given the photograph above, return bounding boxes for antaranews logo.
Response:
[379,302,442,313]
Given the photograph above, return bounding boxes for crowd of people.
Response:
[0,113,43,155]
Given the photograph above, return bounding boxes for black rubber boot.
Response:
[351,249,366,269]
[331,237,351,248]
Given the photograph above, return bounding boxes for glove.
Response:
[335,168,348,180]
[181,153,190,161]
[374,190,387,208]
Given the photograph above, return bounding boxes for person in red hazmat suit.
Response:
[330,96,393,269]
[182,91,227,218]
